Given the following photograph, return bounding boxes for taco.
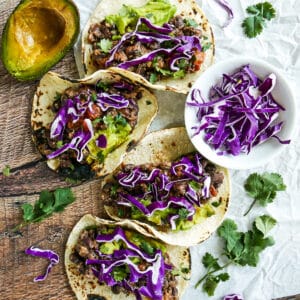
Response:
[31,70,157,180]
[103,127,230,246]
[82,0,214,94]
[65,214,191,300]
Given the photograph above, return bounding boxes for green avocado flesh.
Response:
[98,229,166,256]
[86,115,132,164]
[131,201,215,231]
[106,0,176,34]
[1,0,79,80]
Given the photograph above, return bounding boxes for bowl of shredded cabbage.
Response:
[184,56,297,169]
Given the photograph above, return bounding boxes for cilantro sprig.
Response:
[243,172,286,216]
[2,165,10,176]
[15,188,75,230]
[196,215,276,296]
[242,2,276,38]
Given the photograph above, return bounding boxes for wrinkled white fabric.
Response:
[73,0,300,299]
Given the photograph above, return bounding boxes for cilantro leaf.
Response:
[98,39,113,53]
[2,165,10,176]
[202,272,229,296]
[261,173,286,191]
[189,181,201,191]
[53,188,75,212]
[178,208,190,220]
[96,81,110,91]
[255,215,277,237]
[244,172,286,215]
[140,241,154,255]
[112,266,129,281]
[184,18,198,28]
[197,216,276,295]
[216,272,230,282]
[246,2,276,20]
[223,217,276,267]
[202,252,221,271]
[202,42,212,52]
[115,114,128,127]
[242,2,276,38]
[202,276,218,296]
[21,203,35,222]
[17,188,75,229]
[217,219,241,252]
[211,201,221,207]
[149,73,158,84]
[242,16,264,38]
[237,230,275,267]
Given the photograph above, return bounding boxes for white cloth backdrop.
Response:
[73,0,300,299]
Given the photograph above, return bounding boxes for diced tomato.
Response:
[86,104,102,120]
[193,50,205,71]
[210,185,218,197]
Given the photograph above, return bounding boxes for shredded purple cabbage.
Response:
[47,84,133,161]
[106,17,202,72]
[25,246,59,282]
[223,293,243,300]
[115,153,213,229]
[85,227,171,300]
[214,0,234,28]
[188,65,290,156]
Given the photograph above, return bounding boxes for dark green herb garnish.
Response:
[243,172,286,216]
[211,200,221,207]
[149,73,158,84]
[178,208,189,220]
[91,92,97,102]
[184,18,198,28]
[202,42,212,52]
[2,165,10,176]
[96,81,110,91]
[242,2,276,38]
[140,241,154,255]
[196,216,276,296]
[97,152,105,163]
[15,188,75,230]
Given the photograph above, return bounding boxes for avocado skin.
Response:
[1,0,80,81]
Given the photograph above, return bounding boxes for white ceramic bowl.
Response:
[184,57,297,170]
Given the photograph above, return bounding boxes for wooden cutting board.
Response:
[0,1,105,299]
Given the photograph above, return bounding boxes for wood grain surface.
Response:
[0,1,105,299]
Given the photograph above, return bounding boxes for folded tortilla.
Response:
[82,0,214,94]
[65,214,191,300]
[31,70,157,179]
[104,127,230,247]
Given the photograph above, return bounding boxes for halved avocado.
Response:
[1,0,80,80]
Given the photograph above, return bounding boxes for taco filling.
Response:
[69,225,180,299]
[103,153,224,231]
[34,79,142,179]
[87,0,209,83]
